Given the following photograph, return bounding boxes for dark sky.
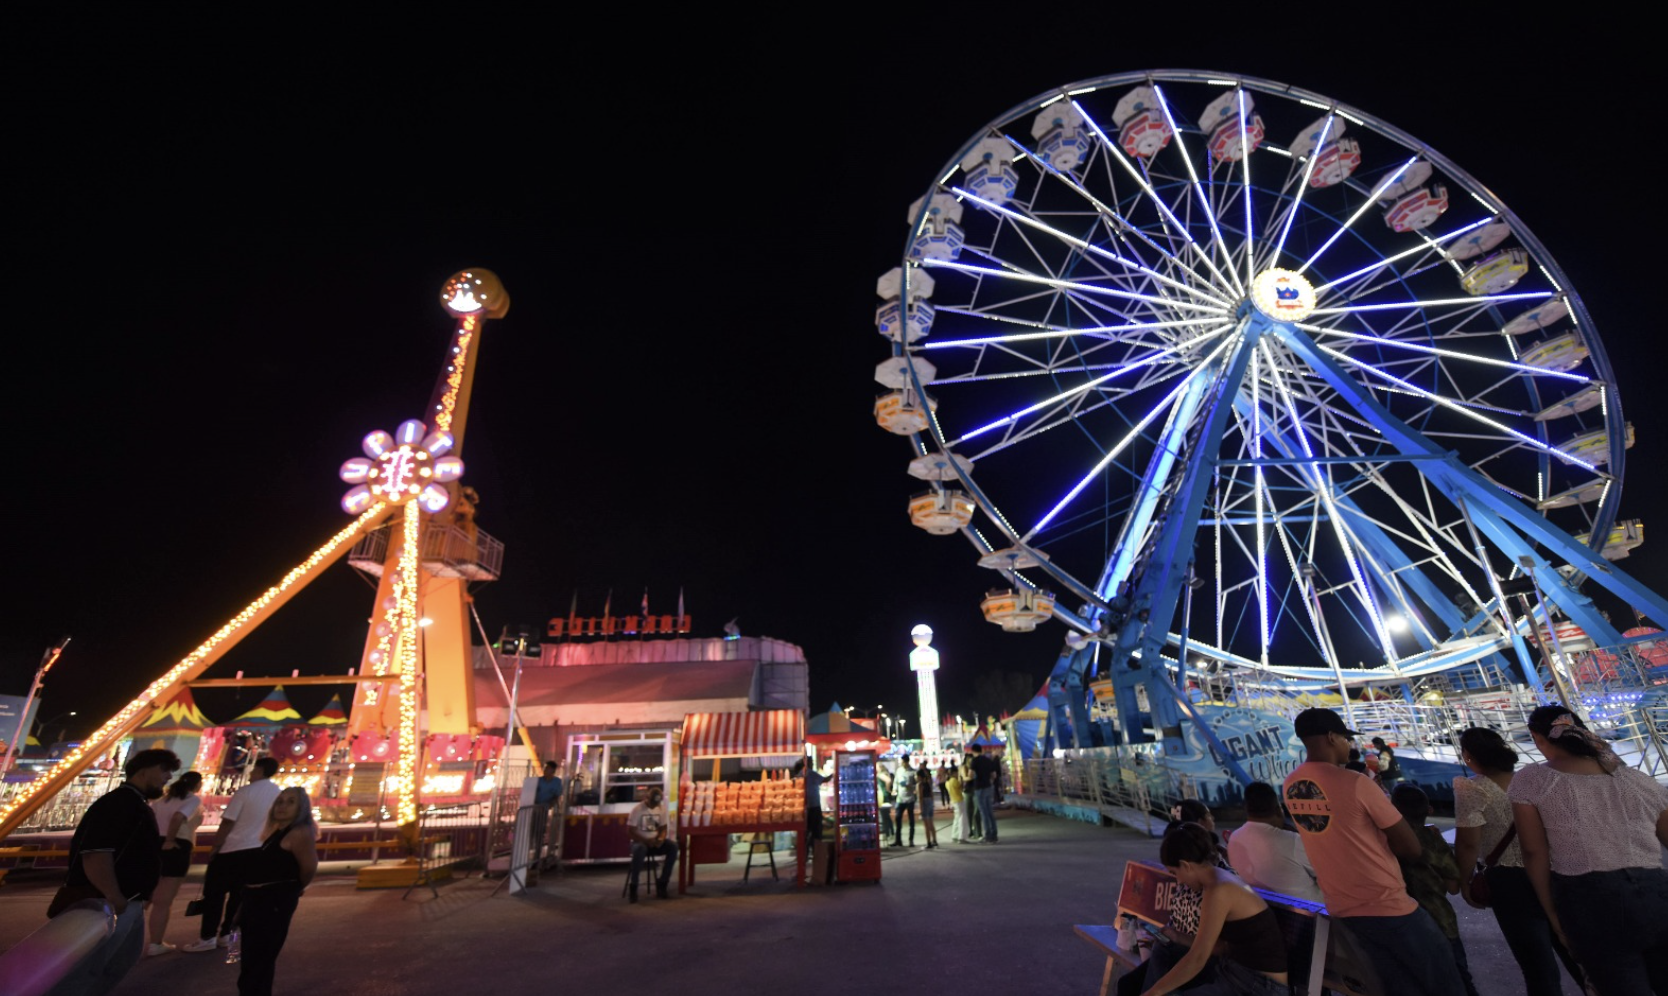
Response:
[8,21,1664,738]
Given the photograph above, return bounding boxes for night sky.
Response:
[9,21,1663,740]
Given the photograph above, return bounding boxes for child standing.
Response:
[1390,784,1479,996]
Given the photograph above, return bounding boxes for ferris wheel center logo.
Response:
[1252,268,1317,323]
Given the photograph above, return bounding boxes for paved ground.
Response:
[0,807,1606,996]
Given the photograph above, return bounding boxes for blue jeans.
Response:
[1340,909,1465,996]
[629,839,678,891]
[1552,866,1668,996]
[1483,865,1586,996]
[975,786,998,840]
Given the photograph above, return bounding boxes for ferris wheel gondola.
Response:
[871,70,1668,752]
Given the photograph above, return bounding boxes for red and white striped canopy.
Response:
[681,709,805,759]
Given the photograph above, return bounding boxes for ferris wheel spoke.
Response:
[1269,113,1338,264]
[950,326,1234,446]
[1294,157,1421,276]
[1296,323,1592,384]
[953,186,1230,307]
[999,132,1228,294]
[921,259,1230,315]
[1070,99,1243,299]
[922,316,1230,351]
[1308,291,1552,317]
[1316,342,1603,471]
[1313,217,1495,296]
[953,241,1172,329]
[1152,84,1246,296]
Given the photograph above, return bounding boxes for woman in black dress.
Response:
[237,785,319,996]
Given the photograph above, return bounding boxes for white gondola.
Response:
[980,587,1056,632]
[909,490,974,535]
[1518,332,1589,372]
[875,298,934,343]
[977,545,1050,571]
[1461,249,1530,295]
[875,355,937,389]
[1575,519,1645,561]
[1502,296,1569,336]
[908,450,973,481]
[1289,115,1347,159]
[907,193,965,262]
[1537,478,1609,510]
[1309,139,1362,188]
[1446,220,1511,261]
[1376,159,1434,200]
[1564,423,1634,466]
[961,136,1019,205]
[1031,101,1090,171]
[1111,86,1172,158]
[874,389,937,435]
[876,266,935,303]
[1383,185,1449,232]
[1201,91,1264,162]
[1534,384,1604,421]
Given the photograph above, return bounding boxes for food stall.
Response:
[676,709,807,893]
[563,728,679,864]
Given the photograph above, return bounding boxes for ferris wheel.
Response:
[872,70,1668,748]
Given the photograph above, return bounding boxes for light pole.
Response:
[909,624,942,754]
[37,712,76,745]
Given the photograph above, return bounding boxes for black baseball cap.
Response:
[1292,708,1359,739]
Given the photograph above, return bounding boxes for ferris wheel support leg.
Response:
[1275,326,1668,637]
[1046,644,1100,749]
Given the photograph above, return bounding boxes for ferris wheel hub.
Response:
[1249,268,1317,323]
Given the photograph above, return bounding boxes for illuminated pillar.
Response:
[909,624,942,754]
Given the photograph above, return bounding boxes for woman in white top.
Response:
[1451,727,1585,996]
[1509,705,1668,995]
[146,770,204,956]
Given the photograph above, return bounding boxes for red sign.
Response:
[1115,860,1181,926]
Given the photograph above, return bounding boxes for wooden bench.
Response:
[1075,860,1383,996]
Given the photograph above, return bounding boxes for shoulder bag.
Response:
[1466,823,1516,908]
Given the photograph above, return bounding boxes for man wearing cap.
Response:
[1282,708,1463,996]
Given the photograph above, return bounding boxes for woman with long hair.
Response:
[1509,704,1668,994]
[1139,823,1289,996]
[145,770,204,955]
[916,763,938,849]
[236,785,319,996]
[1451,727,1586,996]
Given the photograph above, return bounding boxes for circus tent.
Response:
[225,685,304,731]
[307,693,349,726]
[131,687,215,770]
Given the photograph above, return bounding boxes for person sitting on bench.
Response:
[1140,823,1290,996]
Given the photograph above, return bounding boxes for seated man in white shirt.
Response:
[1227,780,1325,904]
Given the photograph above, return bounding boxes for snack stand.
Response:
[676,709,808,893]
[562,728,679,864]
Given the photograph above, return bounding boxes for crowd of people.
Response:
[1120,705,1667,996]
[874,745,1004,847]
[49,748,319,996]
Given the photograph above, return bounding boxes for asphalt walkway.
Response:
[0,808,1603,995]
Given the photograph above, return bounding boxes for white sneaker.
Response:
[218,935,232,948]
[182,937,220,953]
[144,942,175,957]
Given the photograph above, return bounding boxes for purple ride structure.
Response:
[872,70,1668,805]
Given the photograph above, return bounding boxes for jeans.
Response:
[1449,935,1480,996]
[1340,909,1465,996]
[1124,936,1216,994]
[893,800,915,844]
[42,901,145,996]
[1484,864,1587,996]
[237,883,300,996]
[200,849,253,940]
[975,786,998,840]
[629,839,678,891]
[1552,865,1668,996]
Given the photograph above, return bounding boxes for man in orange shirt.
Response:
[1282,708,1464,996]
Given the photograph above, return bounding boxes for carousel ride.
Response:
[0,269,515,841]
[873,71,1668,799]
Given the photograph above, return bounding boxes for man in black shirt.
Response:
[971,747,1000,843]
[56,747,180,994]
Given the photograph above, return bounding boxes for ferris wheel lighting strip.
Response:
[1027,333,1239,538]
[957,325,1232,442]
[1153,84,1245,296]
[1296,323,1591,382]
[1317,344,1600,471]
[922,317,1224,350]
[1239,90,1256,288]
[1295,157,1420,276]
[951,186,1231,306]
[1308,291,1551,316]
[1312,217,1493,294]
[1272,114,1336,263]
[921,259,1230,314]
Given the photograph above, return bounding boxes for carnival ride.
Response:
[0,270,514,841]
[872,71,1668,795]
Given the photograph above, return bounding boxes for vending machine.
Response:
[833,749,881,882]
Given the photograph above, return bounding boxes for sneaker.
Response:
[145,942,176,957]
[182,938,220,953]
[218,935,232,948]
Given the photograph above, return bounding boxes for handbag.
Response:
[184,897,206,917]
[1467,823,1516,908]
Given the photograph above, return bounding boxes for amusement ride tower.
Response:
[909,624,942,754]
[0,270,511,839]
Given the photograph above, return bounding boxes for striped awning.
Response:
[681,709,805,759]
